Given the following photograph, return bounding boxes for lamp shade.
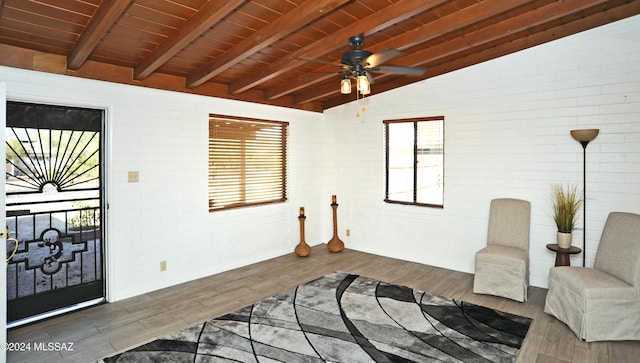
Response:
[570,129,599,142]
[356,75,370,95]
[340,78,351,94]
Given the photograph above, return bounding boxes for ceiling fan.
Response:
[300,35,427,95]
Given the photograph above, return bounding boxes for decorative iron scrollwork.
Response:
[9,228,88,275]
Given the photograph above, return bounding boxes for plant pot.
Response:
[557,232,573,249]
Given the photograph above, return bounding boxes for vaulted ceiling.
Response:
[0,0,638,112]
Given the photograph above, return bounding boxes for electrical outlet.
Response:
[160,260,167,271]
[128,171,139,182]
[346,229,351,237]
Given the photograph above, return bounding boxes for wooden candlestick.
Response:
[327,196,344,253]
[295,208,310,257]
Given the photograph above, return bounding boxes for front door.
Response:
[5,101,105,325]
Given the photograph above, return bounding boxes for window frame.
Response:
[384,116,444,208]
[208,114,288,212]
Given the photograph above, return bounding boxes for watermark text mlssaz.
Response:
[2,342,74,352]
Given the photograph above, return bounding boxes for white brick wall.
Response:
[0,69,324,301]
[0,14,638,307]
[323,15,640,288]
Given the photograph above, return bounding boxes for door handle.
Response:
[3,226,19,265]
[7,237,19,265]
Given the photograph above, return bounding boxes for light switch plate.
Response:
[128,171,139,182]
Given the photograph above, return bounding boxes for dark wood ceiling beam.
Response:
[289,0,541,104]
[229,0,449,96]
[383,0,614,82]
[0,41,321,112]
[185,0,350,89]
[133,0,245,80]
[321,0,640,109]
[64,53,323,112]
[376,0,546,52]
[67,0,133,70]
[293,82,340,105]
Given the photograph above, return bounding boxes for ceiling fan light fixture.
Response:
[340,78,351,94]
[356,74,370,95]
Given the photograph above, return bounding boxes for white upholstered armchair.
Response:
[544,212,640,342]
[473,198,531,302]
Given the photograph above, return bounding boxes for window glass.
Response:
[385,117,444,207]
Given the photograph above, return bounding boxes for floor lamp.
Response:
[570,128,599,267]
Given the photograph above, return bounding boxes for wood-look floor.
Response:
[6,245,640,363]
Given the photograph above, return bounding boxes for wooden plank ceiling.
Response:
[0,0,638,112]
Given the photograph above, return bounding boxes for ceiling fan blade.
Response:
[364,48,401,68]
[297,57,346,68]
[365,71,375,85]
[370,65,427,75]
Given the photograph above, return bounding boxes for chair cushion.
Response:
[549,267,637,300]
[475,245,527,269]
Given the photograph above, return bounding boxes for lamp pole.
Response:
[570,129,599,267]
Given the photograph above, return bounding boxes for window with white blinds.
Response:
[208,115,288,212]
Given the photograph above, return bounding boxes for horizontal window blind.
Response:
[209,115,288,211]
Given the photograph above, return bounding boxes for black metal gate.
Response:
[5,101,105,325]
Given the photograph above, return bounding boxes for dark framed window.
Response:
[384,116,444,207]
[208,115,288,212]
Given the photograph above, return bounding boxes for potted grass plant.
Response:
[552,184,583,249]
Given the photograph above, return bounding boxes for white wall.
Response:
[323,15,640,288]
[0,67,326,301]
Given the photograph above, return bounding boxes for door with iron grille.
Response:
[5,102,105,325]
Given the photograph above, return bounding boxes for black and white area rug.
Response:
[102,271,531,362]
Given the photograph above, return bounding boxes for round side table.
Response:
[546,244,582,266]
